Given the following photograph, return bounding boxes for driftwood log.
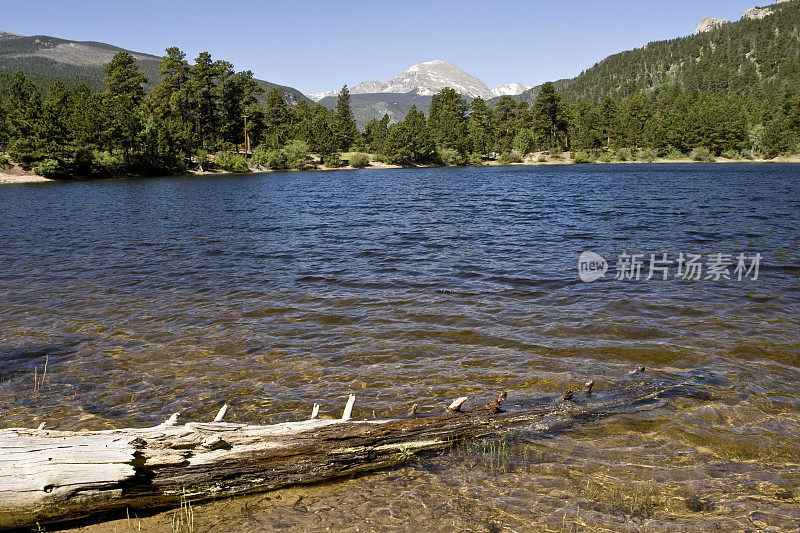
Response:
[0,371,684,530]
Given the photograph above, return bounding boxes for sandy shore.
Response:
[0,172,52,184]
[2,155,798,185]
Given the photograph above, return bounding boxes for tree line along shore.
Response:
[1,48,799,181]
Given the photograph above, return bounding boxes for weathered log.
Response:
[0,372,685,530]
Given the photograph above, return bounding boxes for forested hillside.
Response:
[0,31,310,105]
[516,0,800,107]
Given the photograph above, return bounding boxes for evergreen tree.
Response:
[69,84,103,150]
[40,81,73,159]
[385,105,435,165]
[333,85,357,151]
[146,47,193,157]
[217,69,262,150]
[5,71,44,163]
[468,97,493,155]
[428,87,469,153]
[364,114,390,154]
[532,82,569,150]
[190,52,225,149]
[102,52,148,162]
[261,89,289,149]
[492,96,518,153]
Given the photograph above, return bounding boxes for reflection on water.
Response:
[1,164,799,530]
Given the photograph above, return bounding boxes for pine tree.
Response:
[364,114,389,154]
[5,71,44,163]
[262,89,289,149]
[492,96,518,153]
[468,97,493,155]
[146,47,193,156]
[385,105,435,165]
[428,87,468,153]
[103,52,148,162]
[532,83,568,150]
[333,85,357,151]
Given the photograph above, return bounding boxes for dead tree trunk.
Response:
[0,372,678,530]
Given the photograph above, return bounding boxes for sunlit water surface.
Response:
[1,164,799,531]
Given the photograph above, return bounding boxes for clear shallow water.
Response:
[1,164,799,531]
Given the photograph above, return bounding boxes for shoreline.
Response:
[2,156,799,185]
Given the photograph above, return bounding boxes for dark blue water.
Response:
[1,164,799,530]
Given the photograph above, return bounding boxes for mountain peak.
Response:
[307,60,527,101]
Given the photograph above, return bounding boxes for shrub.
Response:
[468,152,484,166]
[512,128,537,155]
[537,154,547,163]
[32,158,62,177]
[252,148,287,170]
[721,149,742,160]
[439,148,467,166]
[498,150,523,165]
[615,147,632,161]
[596,152,613,163]
[214,151,250,173]
[0,154,11,170]
[572,151,593,164]
[284,140,309,170]
[372,153,389,164]
[348,153,370,168]
[195,149,210,170]
[636,148,657,162]
[663,146,685,160]
[547,147,563,158]
[690,147,715,162]
[322,152,342,167]
[92,151,125,175]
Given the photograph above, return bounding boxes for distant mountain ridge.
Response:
[0,30,311,105]
[308,60,527,101]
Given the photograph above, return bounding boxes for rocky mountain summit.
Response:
[308,60,526,101]
[695,17,730,35]
[695,0,790,33]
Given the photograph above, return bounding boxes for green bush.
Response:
[596,152,613,163]
[663,146,685,160]
[439,148,467,166]
[0,154,11,170]
[537,154,548,163]
[32,158,62,177]
[572,151,593,164]
[468,152,484,166]
[195,149,211,170]
[251,148,287,170]
[214,151,250,173]
[690,147,715,162]
[92,150,124,175]
[348,153,370,168]
[721,149,742,160]
[498,150,523,165]
[547,147,563,158]
[615,147,632,161]
[512,128,537,155]
[284,140,309,170]
[322,152,342,167]
[636,148,657,162]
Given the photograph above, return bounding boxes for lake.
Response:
[1,164,799,531]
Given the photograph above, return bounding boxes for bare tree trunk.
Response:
[0,372,677,530]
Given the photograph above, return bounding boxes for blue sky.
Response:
[2,0,762,93]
